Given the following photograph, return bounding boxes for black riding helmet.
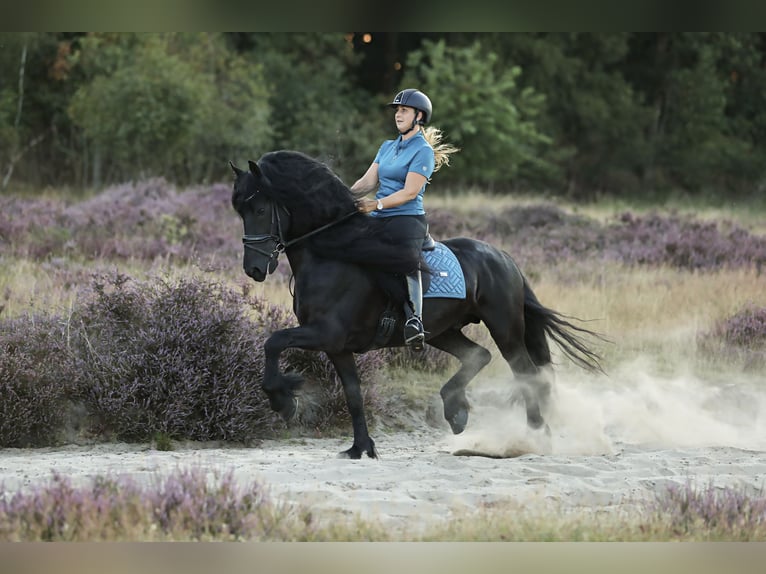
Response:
[389,88,432,124]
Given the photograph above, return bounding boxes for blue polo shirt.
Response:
[371,131,435,217]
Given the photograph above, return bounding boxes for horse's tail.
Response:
[522,278,606,374]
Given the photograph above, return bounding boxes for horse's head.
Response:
[230,160,290,282]
[231,151,359,281]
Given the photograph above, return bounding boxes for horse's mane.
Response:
[257,150,357,227]
[256,150,423,278]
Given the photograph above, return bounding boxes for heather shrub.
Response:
[66,184,184,261]
[428,205,765,272]
[68,273,390,442]
[698,304,766,370]
[487,203,593,236]
[708,304,766,347]
[652,481,766,540]
[0,195,69,258]
[512,208,603,269]
[6,470,766,541]
[70,273,278,442]
[0,180,240,269]
[0,269,396,445]
[4,182,763,275]
[63,179,239,267]
[426,208,475,240]
[606,212,766,271]
[0,315,78,447]
[0,468,313,541]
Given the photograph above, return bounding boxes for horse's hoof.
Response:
[337,446,362,460]
[337,439,377,460]
[448,408,468,435]
[527,422,553,454]
[366,438,378,459]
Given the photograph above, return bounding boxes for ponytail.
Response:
[422,126,460,172]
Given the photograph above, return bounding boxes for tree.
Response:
[239,33,382,182]
[4,32,766,197]
[68,33,272,186]
[646,33,766,194]
[399,38,557,189]
[0,33,58,191]
[486,33,656,196]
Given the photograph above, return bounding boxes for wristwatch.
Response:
[376,199,383,211]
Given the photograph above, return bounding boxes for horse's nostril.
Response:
[244,265,266,282]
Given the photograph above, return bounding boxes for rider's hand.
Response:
[355,198,378,214]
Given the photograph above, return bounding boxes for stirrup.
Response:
[404,316,425,351]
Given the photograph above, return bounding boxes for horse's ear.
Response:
[229,161,243,177]
[248,160,261,177]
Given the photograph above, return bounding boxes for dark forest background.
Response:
[2,32,766,199]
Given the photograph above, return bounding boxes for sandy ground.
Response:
[1,363,765,534]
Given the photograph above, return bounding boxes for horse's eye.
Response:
[256,207,266,216]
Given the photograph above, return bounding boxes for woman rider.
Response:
[353,88,458,350]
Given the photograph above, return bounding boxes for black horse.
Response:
[231,151,603,459]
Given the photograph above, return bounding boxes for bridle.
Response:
[241,192,356,273]
[241,193,289,271]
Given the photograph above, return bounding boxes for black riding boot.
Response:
[403,270,425,351]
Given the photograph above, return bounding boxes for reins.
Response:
[282,209,357,249]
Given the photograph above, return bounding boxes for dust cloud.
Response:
[447,357,766,457]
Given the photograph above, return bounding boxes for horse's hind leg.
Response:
[427,329,492,434]
[482,315,551,432]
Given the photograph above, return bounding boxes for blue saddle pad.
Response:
[423,242,466,299]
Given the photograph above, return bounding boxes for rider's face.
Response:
[394,105,419,131]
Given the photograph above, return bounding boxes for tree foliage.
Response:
[1,32,766,198]
[67,34,272,185]
[399,39,556,188]
[239,33,382,182]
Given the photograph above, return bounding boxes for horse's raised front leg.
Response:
[327,352,377,459]
[262,327,377,458]
[262,325,325,421]
[427,329,492,435]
